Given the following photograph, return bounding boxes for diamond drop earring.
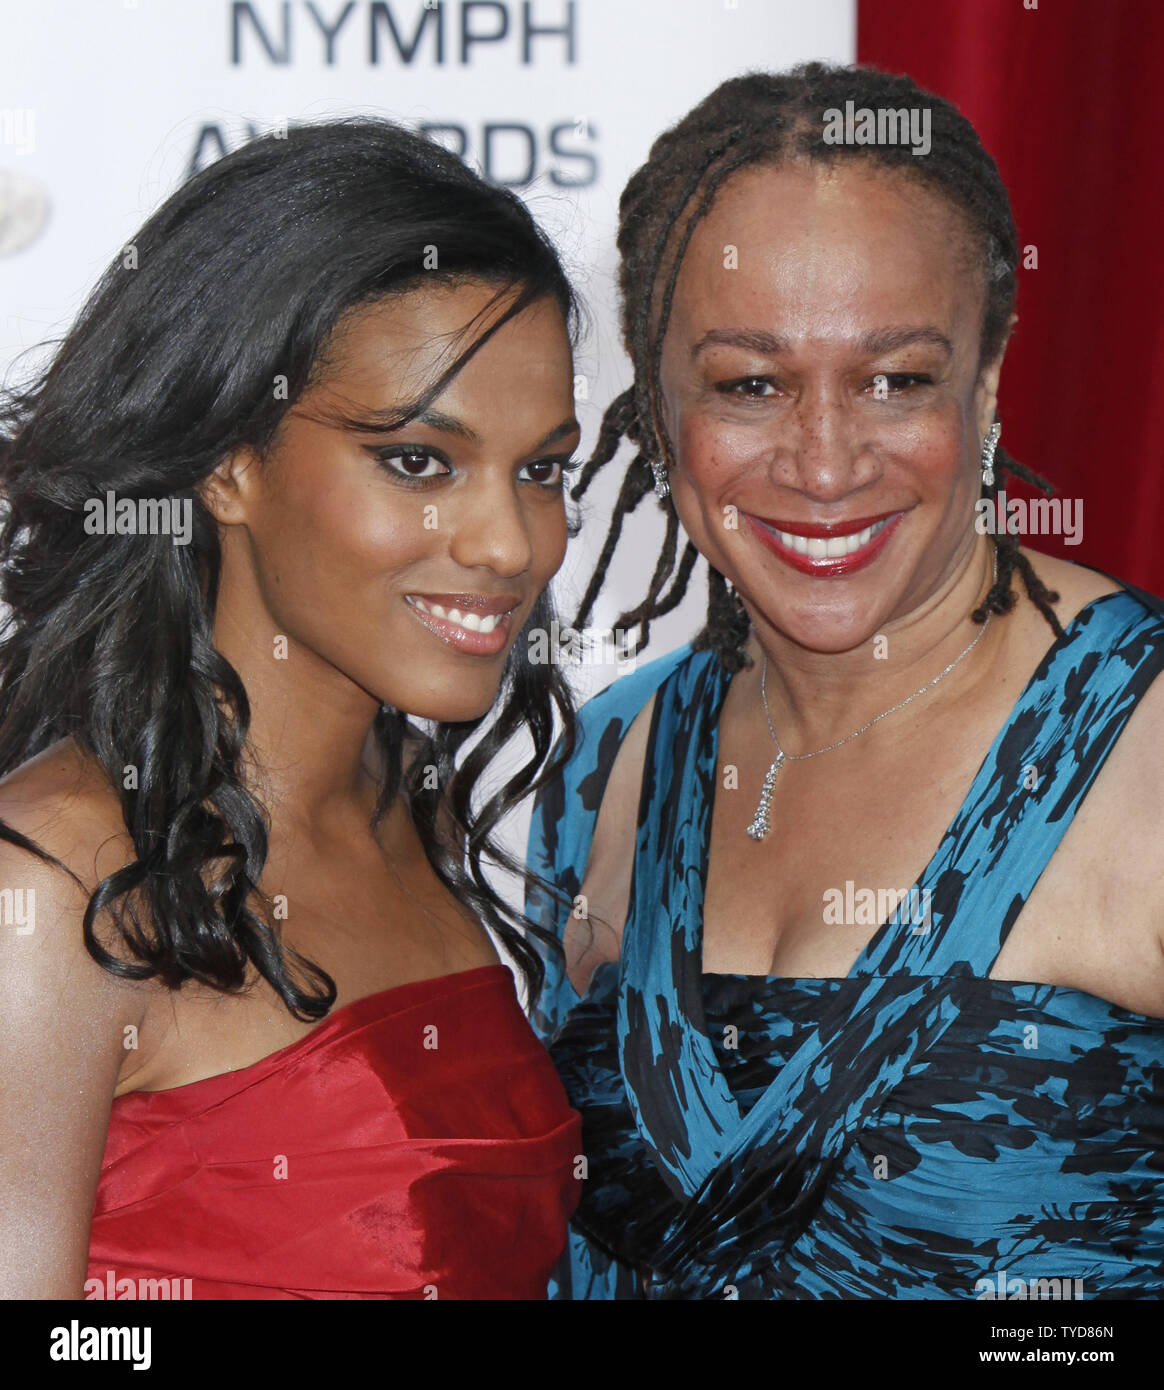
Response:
[650,459,670,500]
[981,421,1001,489]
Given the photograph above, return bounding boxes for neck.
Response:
[210,559,385,844]
[741,533,1000,753]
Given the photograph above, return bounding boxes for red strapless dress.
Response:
[86,964,581,1299]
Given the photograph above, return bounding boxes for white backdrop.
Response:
[0,0,854,891]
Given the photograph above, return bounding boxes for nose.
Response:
[777,390,879,501]
[446,476,535,578]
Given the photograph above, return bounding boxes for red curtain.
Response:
[858,0,1164,596]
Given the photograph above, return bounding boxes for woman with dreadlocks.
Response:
[526,64,1164,1299]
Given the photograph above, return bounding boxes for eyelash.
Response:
[372,446,579,489]
[717,373,935,398]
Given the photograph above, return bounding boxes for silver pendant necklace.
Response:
[746,553,997,841]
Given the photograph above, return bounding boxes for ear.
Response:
[199,447,263,527]
[974,311,1017,439]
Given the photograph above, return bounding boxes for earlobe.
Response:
[977,367,1003,435]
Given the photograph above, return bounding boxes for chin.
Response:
[742,587,889,655]
[381,671,507,727]
[428,695,500,724]
[783,620,881,656]
[386,693,499,726]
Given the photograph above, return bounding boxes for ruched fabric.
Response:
[88,964,582,1299]
[528,587,1164,1299]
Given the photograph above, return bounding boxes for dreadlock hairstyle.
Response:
[0,118,580,1019]
[571,63,1065,673]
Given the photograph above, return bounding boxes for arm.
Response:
[563,693,655,994]
[526,654,694,1302]
[0,817,148,1298]
[526,645,693,1043]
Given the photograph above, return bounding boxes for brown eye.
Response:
[719,377,778,398]
[374,447,450,482]
[520,458,566,486]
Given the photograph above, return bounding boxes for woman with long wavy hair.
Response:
[0,118,584,1300]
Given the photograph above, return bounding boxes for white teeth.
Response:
[770,516,891,560]
[409,596,504,636]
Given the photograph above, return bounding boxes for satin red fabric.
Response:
[87,964,582,1299]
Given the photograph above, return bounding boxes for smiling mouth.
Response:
[404,592,521,653]
[745,510,905,576]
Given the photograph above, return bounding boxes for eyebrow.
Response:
[690,325,954,359]
[524,417,582,453]
[346,406,581,454]
[858,326,954,356]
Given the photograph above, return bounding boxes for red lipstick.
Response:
[745,510,904,578]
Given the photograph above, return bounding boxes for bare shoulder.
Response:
[565,692,657,993]
[0,737,134,873]
[1070,552,1164,826]
[1014,547,1163,789]
[0,736,149,1032]
[997,552,1164,1015]
[1018,548,1123,619]
[0,740,149,1297]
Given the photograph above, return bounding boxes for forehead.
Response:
[315,281,571,401]
[669,161,984,351]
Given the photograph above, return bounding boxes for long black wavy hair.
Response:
[570,63,1065,671]
[0,118,581,1019]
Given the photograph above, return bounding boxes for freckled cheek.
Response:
[676,414,763,493]
[669,421,743,562]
